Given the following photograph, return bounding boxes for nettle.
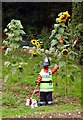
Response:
[3,19,27,82]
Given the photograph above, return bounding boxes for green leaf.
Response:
[64,32,70,36]
[52,30,56,34]
[61,73,66,79]
[56,18,59,23]
[49,30,56,39]
[10,68,17,74]
[5,48,12,55]
[59,23,66,27]
[14,30,20,36]
[71,64,79,70]
[57,52,62,59]
[58,27,65,34]
[4,75,9,82]
[15,36,22,41]
[70,74,75,81]
[55,34,61,40]
[54,24,60,28]
[20,30,26,34]
[49,47,55,53]
[4,61,11,67]
[59,61,66,68]
[64,40,70,44]
[51,39,58,47]
[4,28,8,32]
[2,40,9,46]
[63,36,68,39]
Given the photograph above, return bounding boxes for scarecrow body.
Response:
[36,57,59,106]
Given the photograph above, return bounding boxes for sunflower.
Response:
[58,14,67,23]
[36,42,41,48]
[63,11,70,18]
[58,11,70,23]
[31,39,37,45]
[62,49,68,56]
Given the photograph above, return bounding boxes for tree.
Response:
[72,2,83,64]
[72,2,83,28]
[2,2,72,32]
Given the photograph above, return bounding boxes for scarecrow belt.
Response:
[41,80,52,83]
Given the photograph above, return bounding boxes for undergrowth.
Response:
[1,49,81,118]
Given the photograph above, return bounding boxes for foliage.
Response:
[2,52,81,118]
[2,19,27,81]
[3,19,25,51]
[2,91,20,107]
[37,27,51,50]
[49,11,71,50]
[2,2,72,32]
[2,9,81,118]
[71,2,83,64]
[4,19,25,38]
[72,23,83,64]
[26,25,38,40]
[48,11,80,96]
[72,2,83,28]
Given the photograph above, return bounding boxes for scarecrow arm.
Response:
[35,74,42,85]
[52,64,59,74]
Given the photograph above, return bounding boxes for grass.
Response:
[1,48,82,118]
[2,103,81,118]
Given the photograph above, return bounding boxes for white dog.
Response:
[26,98,38,108]
[31,99,38,108]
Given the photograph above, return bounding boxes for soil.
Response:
[26,111,82,119]
[10,110,82,119]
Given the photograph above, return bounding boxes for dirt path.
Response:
[5,110,82,119]
[20,110,82,119]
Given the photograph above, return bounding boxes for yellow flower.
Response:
[63,11,70,18]
[36,42,41,48]
[31,39,37,45]
[62,49,68,56]
[58,11,70,23]
[58,14,67,23]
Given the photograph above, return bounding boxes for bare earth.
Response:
[3,110,83,120]
[21,111,82,119]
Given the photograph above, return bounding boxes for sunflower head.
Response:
[36,42,41,48]
[63,11,70,18]
[58,11,70,23]
[62,49,68,56]
[31,39,37,45]
[58,14,67,23]
[18,65,23,72]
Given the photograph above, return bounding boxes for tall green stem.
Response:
[65,56,68,98]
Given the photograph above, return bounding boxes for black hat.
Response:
[42,57,50,66]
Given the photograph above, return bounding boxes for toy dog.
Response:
[26,97,38,108]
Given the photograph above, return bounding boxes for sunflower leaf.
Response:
[55,34,61,40]
[58,28,65,34]
[59,61,66,68]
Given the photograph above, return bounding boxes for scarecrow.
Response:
[36,57,59,106]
